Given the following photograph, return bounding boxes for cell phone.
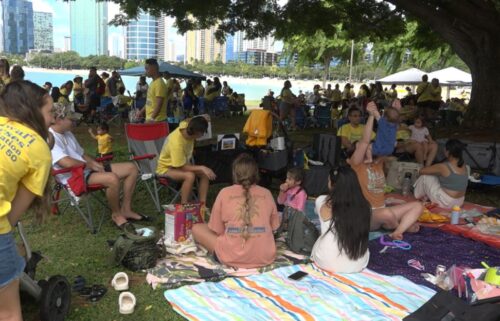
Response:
[288,271,308,281]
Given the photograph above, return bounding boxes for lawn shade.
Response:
[378,68,427,85]
[427,67,472,86]
[119,62,206,80]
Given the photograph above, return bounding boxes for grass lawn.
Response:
[20,114,500,321]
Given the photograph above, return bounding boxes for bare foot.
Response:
[121,210,141,220]
[389,232,403,240]
[112,214,128,226]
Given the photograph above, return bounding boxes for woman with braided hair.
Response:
[193,154,280,268]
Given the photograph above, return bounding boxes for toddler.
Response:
[277,167,307,212]
[409,117,437,166]
[371,100,401,157]
[88,122,113,157]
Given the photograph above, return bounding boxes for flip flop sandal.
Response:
[72,275,86,293]
[129,213,153,222]
[79,284,107,302]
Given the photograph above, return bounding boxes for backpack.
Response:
[112,225,159,271]
[285,207,320,255]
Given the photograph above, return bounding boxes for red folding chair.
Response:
[125,122,183,212]
[51,155,113,234]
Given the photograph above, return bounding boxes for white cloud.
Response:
[32,0,55,14]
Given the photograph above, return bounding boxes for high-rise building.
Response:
[126,12,158,60]
[69,0,107,56]
[225,34,235,62]
[33,11,53,52]
[158,16,181,62]
[63,36,71,52]
[185,27,226,63]
[1,0,34,54]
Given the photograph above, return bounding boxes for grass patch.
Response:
[20,116,499,321]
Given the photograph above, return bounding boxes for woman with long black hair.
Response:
[311,166,371,273]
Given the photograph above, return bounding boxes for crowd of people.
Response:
[0,56,475,320]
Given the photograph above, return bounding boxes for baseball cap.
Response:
[53,102,82,121]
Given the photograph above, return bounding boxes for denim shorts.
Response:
[0,232,25,288]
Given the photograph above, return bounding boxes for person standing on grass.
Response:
[156,115,216,204]
[139,58,167,122]
[0,81,54,321]
[192,154,280,268]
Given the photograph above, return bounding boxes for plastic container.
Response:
[401,172,412,196]
[450,206,461,225]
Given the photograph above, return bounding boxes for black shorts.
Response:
[85,163,112,184]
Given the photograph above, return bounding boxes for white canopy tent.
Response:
[427,67,472,86]
[377,68,426,85]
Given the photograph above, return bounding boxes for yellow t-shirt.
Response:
[280,88,294,104]
[337,123,375,144]
[96,133,113,155]
[0,117,51,234]
[165,78,175,101]
[145,77,167,122]
[193,84,204,97]
[416,81,432,102]
[58,88,70,104]
[103,78,111,97]
[430,86,442,102]
[157,121,192,174]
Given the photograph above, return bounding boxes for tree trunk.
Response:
[463,54,500,128]
[322,55,332,89]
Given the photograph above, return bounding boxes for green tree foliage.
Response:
[27,51,129,70]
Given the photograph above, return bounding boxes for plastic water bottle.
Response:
[401,172,412,196]
[451,206,461,225]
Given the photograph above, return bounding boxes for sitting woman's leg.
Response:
[405,141,424,165]
[192,224,217,253]
[425,141,438,167]
[414,175,464,208]
[372,201,422,240]
[165,168,196,204]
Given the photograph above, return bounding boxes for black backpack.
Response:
[285,207,319,255]
[111,225,159,271]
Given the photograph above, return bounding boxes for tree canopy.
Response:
[103,0,500,126]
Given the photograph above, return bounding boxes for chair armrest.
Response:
[51,164,85,176]
[131,154,156,161]
[96,154,114,162]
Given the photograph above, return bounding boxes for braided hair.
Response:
[232,154,260,241]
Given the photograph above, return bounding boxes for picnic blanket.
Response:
[147,240,308,289]
[164,263,435,321]
[368,227,500,290]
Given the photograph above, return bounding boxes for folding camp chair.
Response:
[50,155,113,234]
[125,122,182,212]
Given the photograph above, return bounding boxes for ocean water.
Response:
[24,70,314,101]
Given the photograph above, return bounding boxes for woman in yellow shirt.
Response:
[0,80,54,321]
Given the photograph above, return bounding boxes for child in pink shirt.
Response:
[192,154,280,269]
[277,167,307,212]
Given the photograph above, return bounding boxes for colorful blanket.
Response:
[164,264,435,321]
[147,241,308,289]
[368,227,500,290]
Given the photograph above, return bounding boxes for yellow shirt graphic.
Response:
[146,78,167,122]
[96,133,113,155]
[157,121,192,174]
[0,117,51,234]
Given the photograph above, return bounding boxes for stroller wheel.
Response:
[40,275,71,321]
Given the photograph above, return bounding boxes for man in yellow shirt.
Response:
[157,116,216,204]
[337,107,375,150]
[140,58,167,122]
[331,84,342,108]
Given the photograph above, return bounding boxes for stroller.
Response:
[18,222,71,321]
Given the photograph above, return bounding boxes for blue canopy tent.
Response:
[119,62,206,80]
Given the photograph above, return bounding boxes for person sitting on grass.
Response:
[88,122,113,157]
[277,167,307,212]
[311,166,371,273]
[348,101,422,240]
[50,103,148,229]
[192,154,280,268]
[156,115,216,204]
[413,139,469,209]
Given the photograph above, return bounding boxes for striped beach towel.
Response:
[164,264,435,321]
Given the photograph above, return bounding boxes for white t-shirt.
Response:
[50,128,86,185]
[311,195,370,273]
[409,125,430,143]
